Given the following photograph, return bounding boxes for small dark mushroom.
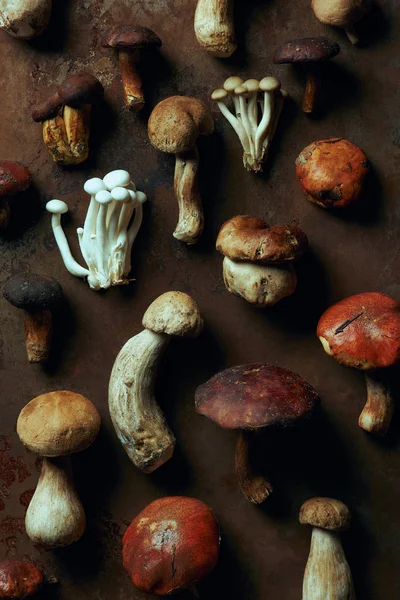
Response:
[0,161,31,230]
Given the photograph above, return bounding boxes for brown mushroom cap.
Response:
[148,96,214,154]
[311,0,372,28]
[216,216,308,263]
[17,391,101,457]
[102,25,162,50]
[195,364,318,430]
[31,93,62,122]
[300,497,351,531]
[58,72,104,108]
[3,273,63,312]
[142,291,203,338]
[273,37,340,64]
[317,292,400,370]
[0,161,31,197]
[0,560,44,599]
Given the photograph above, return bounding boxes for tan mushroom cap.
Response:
[17,391,101,457]
[300,497,351,531]
[143,291,204,338]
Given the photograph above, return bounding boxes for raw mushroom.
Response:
[296,138,370,209]
[109,292,203,473]
[102,25,162,111]
[123,497,220,595]
[3,273,63,363]
[195,364,318,504]
[216,215,308,307]
[194,0,237,57]
[300,497,356,599]
[273,37,340,114]
[317,292,400,435]
[46,169,147,290]
[17,391,101,548]
[148,96,214,244]
[0,561,44,599]
[312,0,372,45]
[211,76,287,173]
[32,72,104,165]
[0,0,52,39]
[0,160,31,230]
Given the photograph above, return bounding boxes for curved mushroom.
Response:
[194,0,237,57]
[148,96,214,244]
[0,161,31,230]
[0,561,44,598]
[312,0,372,45]
[109,291,203,473]
[0,0,52,39]
[195,364,318,503]
[317,292,400,435]
[17,391,101,547]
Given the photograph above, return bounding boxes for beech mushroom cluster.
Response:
[0,0,52,39]
[0,160,31,230]
[194,0,237,58]
[0,561,44,598]
[312,0,372,45]
[211,76,287,173]
[46,169,147,290]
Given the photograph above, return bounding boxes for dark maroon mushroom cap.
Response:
[31,92,62,122]
[3,273,63,312]
[102,25,162,50]
[58,72,104,108]
[273,37,340,64]
[195,364,318,430]
[0,161,31,197]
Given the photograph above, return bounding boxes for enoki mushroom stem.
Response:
[174,146,204,244]
[235,431,273,504]
[359,371,393,435]
[119,49,144,111]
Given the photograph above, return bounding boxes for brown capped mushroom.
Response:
[102,25,162,111]
[312,0,372,45]
[195,364,318,504]
[0,161,31,230]
[194,0,237,57]
[0,560,44,598]
[0,0,52,39]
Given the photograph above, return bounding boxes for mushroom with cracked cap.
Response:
[0,0,52,39]
[17,390,101,548]
[300,497,356,599]
[194,0,237,57]
[0,561,44,598]
[0,160,31,230]
[109,291,203,473]
[148,96,214,244]
[195,364,318,504]
[317,292,400,435]
[312,0,372,45]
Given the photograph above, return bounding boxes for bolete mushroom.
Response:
[102,25,162,111]
[123,496,220,596]
[3,273,63,363]
[0,561,44,598]
[273,37,340,114]
[0,160,31,230]
[0,0,52,39]
[312,0,372,45]
[216,215,308,308]
[148,96,214,244]
[296,138,370,209]
[317,292,400,435]
[212,77,287,173]
[195,364,318,504]
[109,291,203,473]
[17,390,101,548]
[300,497,355,599]
[32,72,104,165]
[194,0,237,57]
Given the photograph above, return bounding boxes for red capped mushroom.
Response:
[0,561,44,598]
[0,161,31,230]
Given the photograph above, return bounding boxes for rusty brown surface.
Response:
[0,0,399,598]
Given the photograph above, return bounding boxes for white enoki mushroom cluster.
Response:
[212,76,287,173]
[46,170,147,291]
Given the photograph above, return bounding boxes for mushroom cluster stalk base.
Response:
[119,50,145,111]
[235,431,273,504]
[194,0,237,57]
[174,146,204,244]
[359,371,393,435]
[24,310,52,363]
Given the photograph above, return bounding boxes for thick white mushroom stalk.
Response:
[46,170,147,291]
[212,76,287,174]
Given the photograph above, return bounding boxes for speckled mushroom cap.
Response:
[195,364,318,430]
[102,25,162,49]
[273,37,340,64]
[300,497,351,531]
[148,96,214,154]
[0,161,31,197]
[122,496,220,596]
[317,292,400,370]
[17,391,101,457]
[142,291,204,338]
[216,216,308,263]
[3,273,63,312]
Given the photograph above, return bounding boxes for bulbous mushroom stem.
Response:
[303,65,321,114]
[118,50,145,111]
[173,146,204,244]
[194,0,237,58]
[359,371,393,435]
[24,310,52,363]
[235,431,273,504]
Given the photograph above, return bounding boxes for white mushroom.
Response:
[194,0,237,57]
[0,0,52,39]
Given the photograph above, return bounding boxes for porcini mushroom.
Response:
[195,364,318,504]
[296,138,370,209]
[3,273,63,363]
[212,77,287,173]
[32,72,104,165]
[0,0,52,39]
[312,0,372,45]
[46,169,147,290]
[102,25,162,111]
[317,292,400,435]
[148,96,214,244]
[0,160,31,230]
[0,561,44,598]
[273,37,340,114]
[123,496,220,596]
[216,215,308,308]
[300,497,355,599]
[194,0,237,57]
[109,292,203,473]
[17,390,101,547]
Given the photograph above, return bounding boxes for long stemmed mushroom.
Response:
[312,0,372,45]
[0,0,52,39]
[148,96,214,244]
[212,77,287,173]
[194,0,237,57]
[109,292,203,473]
[0,161,31,230]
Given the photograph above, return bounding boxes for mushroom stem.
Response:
[235,431,273,504]
[344,25,359,45]
[50,212,90,279]
[194,0,237,57]
[359,371,393,435]
[118,50,144,111]
[303,66,321,114]
[24,310,52,363]
[173,146,204,244]
[0,198,10,229]
[63,104,91,162]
